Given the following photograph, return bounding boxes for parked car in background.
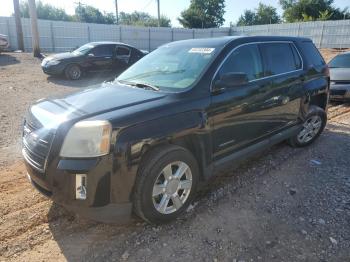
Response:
[0,34,9,53]
[328,52,350,101]
[23,36,329,224]
[41,42,146,80]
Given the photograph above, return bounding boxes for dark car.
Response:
[23,36,329,224]
[328,52,350,101]
[41,42,146,80]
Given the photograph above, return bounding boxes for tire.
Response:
[133,145,199,224]
[288,105,327,147]
[64,64,82,80]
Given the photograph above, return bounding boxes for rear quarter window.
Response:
[300,41,325,67]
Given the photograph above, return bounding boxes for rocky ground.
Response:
[0,50,349,261]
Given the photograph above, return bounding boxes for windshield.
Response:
[329,54,350,68]
[117,44,218,91]
[73,44,94,55]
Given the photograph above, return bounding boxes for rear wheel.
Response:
[65,64,82,80]
[288,105,327,147]
[133,145,199,224]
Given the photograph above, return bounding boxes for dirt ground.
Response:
[0,49,350,261]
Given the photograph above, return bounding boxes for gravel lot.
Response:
[0,49,349,261]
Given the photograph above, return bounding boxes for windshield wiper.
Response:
[118,80,159,91]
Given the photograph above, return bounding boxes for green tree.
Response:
[237,3,281,26]
[178,0,226,28]
[19,0,73,21]
[237,10,257,26]
[119,11,171,27]
[279,0,350,22]
[318,10,333,20]
[75,5,115,24]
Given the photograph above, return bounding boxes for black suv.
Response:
[23,36,329,224]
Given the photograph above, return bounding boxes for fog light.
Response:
[75,174,87,200]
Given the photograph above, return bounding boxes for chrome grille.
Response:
[22,118,54,173]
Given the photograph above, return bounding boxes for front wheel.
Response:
[65,64,82,80]
[288,105,327,147]
[133,145,199,224]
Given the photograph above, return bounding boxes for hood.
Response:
[48,52,80,60]
[330,68,350,81]
[30,82,166,129]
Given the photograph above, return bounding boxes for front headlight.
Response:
[60,120,112,158]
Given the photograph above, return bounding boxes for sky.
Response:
[0,0,349,27]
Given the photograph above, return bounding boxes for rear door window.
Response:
[116,46,131,64]
[300,41,325,67]
[90,45,114,57]
[218,44,264,81]
[116,46,131,56]
[260,43,300,76]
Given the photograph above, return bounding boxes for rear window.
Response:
[260,43,301,76]
[300,41,325,67]
[328,54,350,68]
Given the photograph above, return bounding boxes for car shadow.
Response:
[47,71,120,88]
[0,53,20,66]
[47,202,140,261]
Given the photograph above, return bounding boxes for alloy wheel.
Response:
[70,65,81,80]
[152,161,192,214]
[297,115,322,144]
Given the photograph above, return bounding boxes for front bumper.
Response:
[41,64,65,75]
[329,83,350,101]
[24,156,133,224]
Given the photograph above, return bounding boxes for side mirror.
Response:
[213,72,248,93]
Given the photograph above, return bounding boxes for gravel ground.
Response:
[0,50,349,261]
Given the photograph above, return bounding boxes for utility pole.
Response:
[13,0,24,51]
[157,0,160,27]
[28,0,41,57]
[115,0,119,24]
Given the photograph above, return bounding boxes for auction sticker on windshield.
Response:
[189,48,215,54]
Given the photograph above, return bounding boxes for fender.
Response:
[112,110,212,202]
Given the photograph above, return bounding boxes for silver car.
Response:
[329,52,350,101]
[0,34,9,53]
